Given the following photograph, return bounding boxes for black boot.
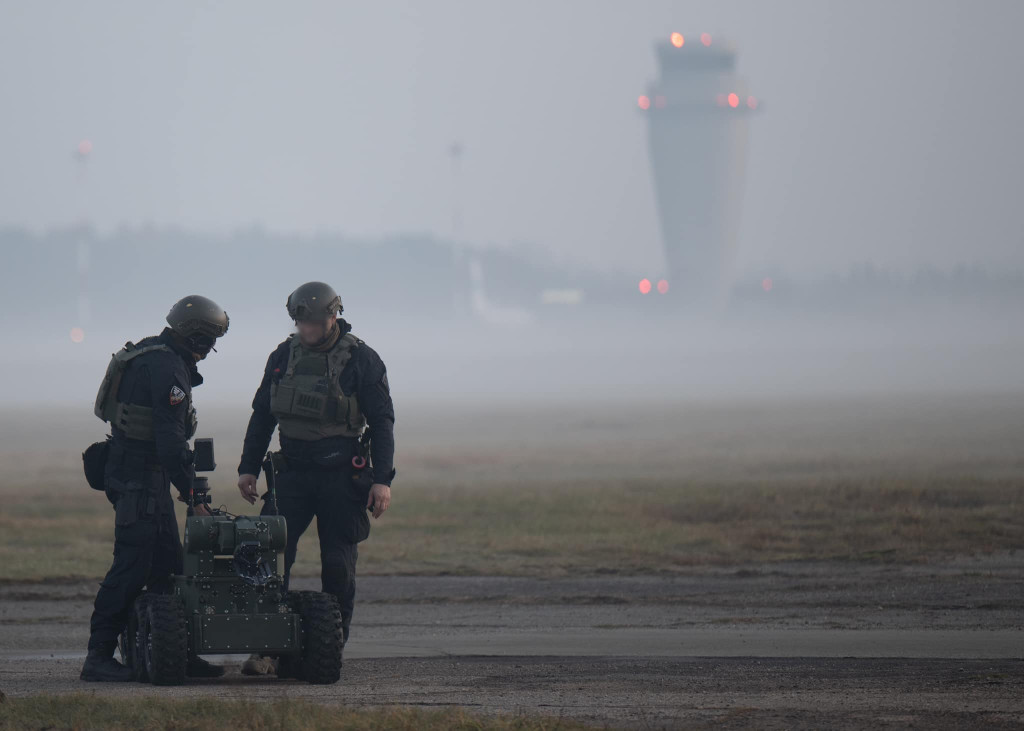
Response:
[80,648,134,682]
[187,656,224,678]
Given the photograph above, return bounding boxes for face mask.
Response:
[188,334,219,354]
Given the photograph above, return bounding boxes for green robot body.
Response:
[119,440,343,685]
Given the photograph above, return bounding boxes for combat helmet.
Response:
[286,282,342,321]
[166,295,230,354]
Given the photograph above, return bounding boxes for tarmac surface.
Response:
[2,555,1022,729]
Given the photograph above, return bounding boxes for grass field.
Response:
[1,474,1022,582]
[1,395,1022,582]
[0,693,590,730]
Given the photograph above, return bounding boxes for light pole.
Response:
[73,139,93,342]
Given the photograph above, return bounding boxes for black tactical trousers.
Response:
[260,465,369,644]
[88,466,182,653]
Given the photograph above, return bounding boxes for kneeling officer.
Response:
[80,295,229,682]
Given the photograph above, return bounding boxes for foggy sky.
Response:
[1,0,1022,277]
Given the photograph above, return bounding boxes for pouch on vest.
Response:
[270,382,331,421]
[82,439,111,491]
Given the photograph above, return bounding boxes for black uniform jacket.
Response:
[111,327,202,499]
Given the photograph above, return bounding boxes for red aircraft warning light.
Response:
[657,279,669,294]
[670,32,684,48]
[638,278,652,294]
[638,95,651,110]
[700,33,712,46]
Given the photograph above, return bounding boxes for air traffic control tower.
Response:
[640,32,759,306]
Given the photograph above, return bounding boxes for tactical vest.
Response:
[269,332,366,441]
[94,341,198,442]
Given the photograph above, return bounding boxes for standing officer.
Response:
[80,295,229,682]
[236,282,395,674]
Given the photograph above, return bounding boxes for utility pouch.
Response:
[82,438,111,491]
[268,382,293,415]
[113,477,159,526]
[114,486,141,527]
[351,463,374,506]
[344,467,373,543]
[293,389,328,420]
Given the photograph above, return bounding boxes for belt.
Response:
[109,444,164,472]
[274,453,336,472]
[274,450,364,473]
[277,437,360,472]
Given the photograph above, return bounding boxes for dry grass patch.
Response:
[1,473,1021,581]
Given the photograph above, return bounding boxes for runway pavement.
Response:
[2,558,1022,728]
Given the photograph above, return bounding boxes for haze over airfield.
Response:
[1,0,1022,277]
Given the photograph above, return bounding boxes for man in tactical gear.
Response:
[236,281,395,675]
[80,295,229,682]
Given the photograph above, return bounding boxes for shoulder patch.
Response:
[169,385,186,405]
